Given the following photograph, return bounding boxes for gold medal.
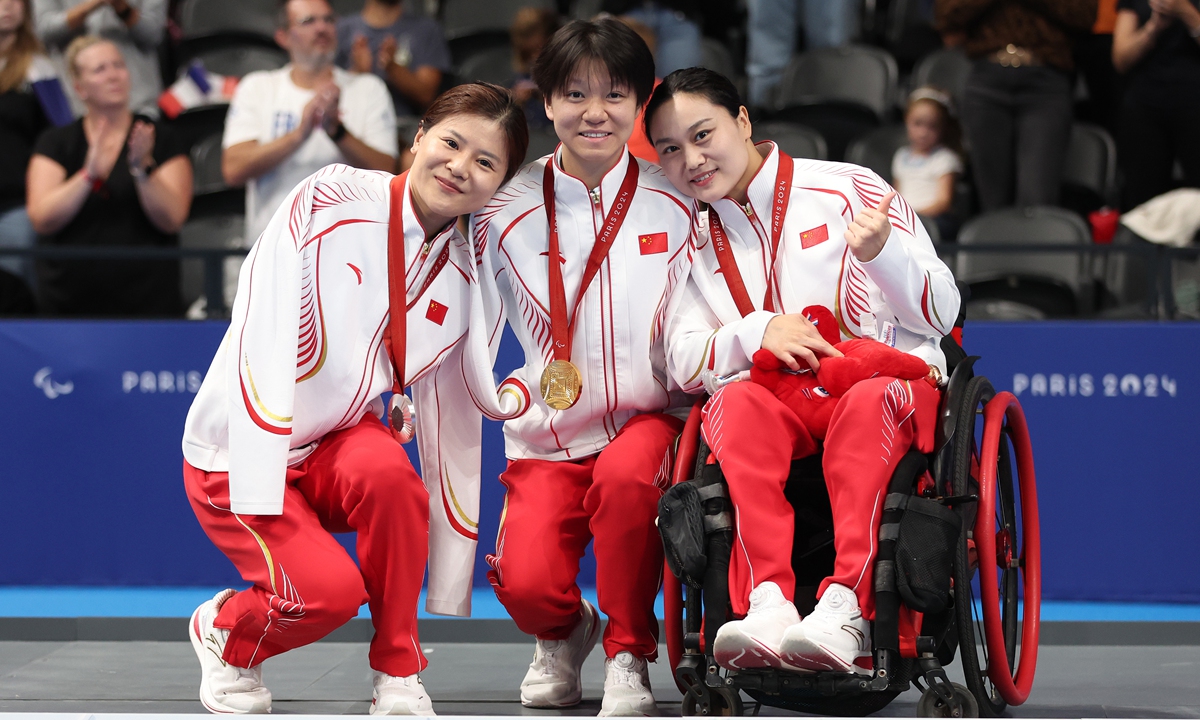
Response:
[540,359,582,410]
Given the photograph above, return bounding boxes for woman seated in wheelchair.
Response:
[646,68,960,675]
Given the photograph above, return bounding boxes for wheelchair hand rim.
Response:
[975,391,1041,706]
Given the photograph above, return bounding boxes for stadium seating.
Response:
[844,124,907,182]
[456,44,516,87]
[185,44,288,79]
[524,127,559,164]
[177,0,277,42]
[773,45,898,119]
[1061,122,1118,213]
[699,38,737,83]
[752,121,827,161]
[909,47,971,109]
[956,206,1093,318]
[179,213,245,309]
[442,0,554,41]
[189,133,244,218]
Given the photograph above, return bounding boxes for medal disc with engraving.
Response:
[540,359,582,410]
[389,393,416,443]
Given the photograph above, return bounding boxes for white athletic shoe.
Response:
[370,671,436,715]
[189,588,272,714]
[519,599,601,708]
[780,583,872,675]
[598,651,656,716]
[713,581,802,670]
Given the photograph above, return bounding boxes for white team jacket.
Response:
[182,164,521,617]
[471,149,696,461]
[665,143,960,394]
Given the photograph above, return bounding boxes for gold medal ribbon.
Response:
[539,155,640,409]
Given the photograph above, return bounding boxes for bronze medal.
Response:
[540,359,583,410]
[389,392,416,443]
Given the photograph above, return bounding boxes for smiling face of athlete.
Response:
[650,91,762,206]
[545,60,639,189]
[408,113,508,234]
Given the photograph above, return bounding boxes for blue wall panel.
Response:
[0,320,1196,602]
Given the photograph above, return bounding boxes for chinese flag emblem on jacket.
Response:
[639,232,667,255]
[426,299,448,325]
[800,224,829,249]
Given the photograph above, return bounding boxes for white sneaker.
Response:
[519,598,601,708]
[780,583,872,675]
[713,581,802,670]
[599,651,656,716]
[371,671,435,715]
[189,588,272,714]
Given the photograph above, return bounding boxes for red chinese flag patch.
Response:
[638,232,668,255]
[800,224,829,249]
[425,299,448,325]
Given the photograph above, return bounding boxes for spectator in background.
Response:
[0,0,69,289]
[893,86,963,240]
[937,0,1098,211]
[603,0,701,78]
[336,0,449,118]
[33,0,166,117]
[223,0,397,255]
[26,36,191,316]
[510,6,557,129]
[1112,0,1200,211]
[747,0,861,108]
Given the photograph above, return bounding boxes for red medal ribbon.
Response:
[542,154,640,361]
[708,150,794,318]
[385,172,452,392]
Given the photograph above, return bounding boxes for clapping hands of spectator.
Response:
[377,36,398,71]
[83,115,125,182]
[298,82,340,137]
[351,35,373,74]
[1149,0,1200,25]
[845,191,896,263]
[126,120,155,174]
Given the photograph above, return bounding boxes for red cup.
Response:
[1089,207,1120,244]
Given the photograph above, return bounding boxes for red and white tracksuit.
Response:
[471,149,695,658]
[182,166,521,676]
[664,143,960,619]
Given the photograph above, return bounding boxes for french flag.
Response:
[158,60,239,119]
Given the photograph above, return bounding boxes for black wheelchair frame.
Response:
[662,347,1042,719]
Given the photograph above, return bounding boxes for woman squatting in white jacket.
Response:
[180,83,529,716]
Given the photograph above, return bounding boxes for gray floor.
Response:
[1,641,1199,717]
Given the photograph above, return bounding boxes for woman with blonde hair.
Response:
[0,0,69,294]
[26,35,191,315]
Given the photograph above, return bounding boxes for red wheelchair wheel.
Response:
[665,401,705,694]
[950,377,1041,717]
[976,391,1041,707]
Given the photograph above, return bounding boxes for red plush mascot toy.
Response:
[749,306,931,445]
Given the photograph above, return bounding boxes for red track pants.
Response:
[486,413,683,661]
[184,414,429,676]
[701,377,939,620]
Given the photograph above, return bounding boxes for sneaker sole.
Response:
[519,601,602,709]
[190,604,271,714]
[780,635,869,675]
[598,698,657,717]
[713,626,787,670]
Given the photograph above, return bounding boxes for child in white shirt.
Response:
[892,87,963,241]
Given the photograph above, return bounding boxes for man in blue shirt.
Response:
[335,0,451,117]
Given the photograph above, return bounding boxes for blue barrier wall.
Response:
[1,320,1197,602]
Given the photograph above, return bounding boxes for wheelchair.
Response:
[660,338,1041,718]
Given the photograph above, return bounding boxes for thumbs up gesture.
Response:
[845,191,896,263]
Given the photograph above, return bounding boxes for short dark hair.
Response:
[531,18,655,108]
[420,82,530,185]
[643,67,743,144]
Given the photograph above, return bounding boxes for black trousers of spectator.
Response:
[961,61,1074,211]
[1118,99,1200,211]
